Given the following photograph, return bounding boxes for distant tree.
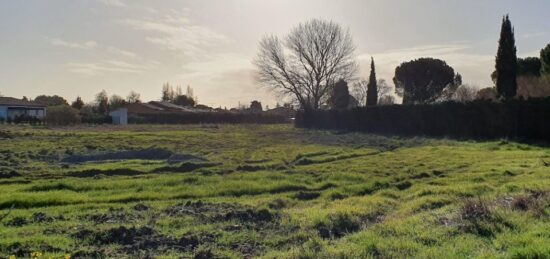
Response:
[518,57,542,77]
[34,95,68,106]
[495,15,518,99]
[452,85,478,102]
[79,104,95,116]
[491,57,541,83]
[366,57,378,106]
[22,96,29,102]
[173,95,195,107]
[254,19,357,110]
[351,79,368,106]
[71,96,84,110]
[376,79,393,103]
[45,105,81,125]
[95,90,109,114]
[126,91,141,103]
[541,43,550,76]
[454,73,463,86]
[378,95,396,105]
[476,87,498,101]
[353,78,392,107]
[437,73,463,102]
[329,79,350,110]
[109,95,126,111]
[250,100,263,112]
[186,85,195,99]
[161,83,175,102]
[393,58,455,104]
[175,85,183,97]
[517,75,550,99]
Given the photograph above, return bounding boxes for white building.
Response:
[109,108,128,125]
[0,97,46,122]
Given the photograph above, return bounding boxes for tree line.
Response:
[12,83,275,125]
[255,16,550,111]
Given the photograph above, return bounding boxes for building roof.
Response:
[121,102,216,115]
[0,97,46,108]
[148,101,209,113]
[123,103,167,115]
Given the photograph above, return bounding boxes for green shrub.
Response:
[45,105,81,125]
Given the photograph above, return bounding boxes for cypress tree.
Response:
[495,15,518,99]
[541,43,550,76]
[367,57,378,106]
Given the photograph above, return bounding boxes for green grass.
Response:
[0,124,549,258]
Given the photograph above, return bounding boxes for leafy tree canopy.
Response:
[34,95,68,106]
[393,58,455,104]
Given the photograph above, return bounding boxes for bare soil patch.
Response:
[62,148,206,164]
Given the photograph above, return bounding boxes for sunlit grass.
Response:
[0,124,549,257]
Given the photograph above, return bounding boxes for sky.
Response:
[0,0,548,108]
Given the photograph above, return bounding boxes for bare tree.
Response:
[352,79,368,106]
[352,79,392,106]
[476,87,498,101]
[452,85,478,102]
[127,91,141,103]
[254,19,357,110]
[378,95,396,105]
[517,75,550,99]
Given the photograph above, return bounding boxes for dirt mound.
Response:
[133,203,150,211]
[71,250,107,259]
[316,213,385,239]
[4,216,28,227]
[167,154,207,164]
[62,148,207,164]
[62,148,172,163]
[0,130,14,139]
[73,226,216,255]
[154,162,219,173]
[0,170,21,179]
[31,212,54,223]
[3,212,59,227]
[68,168,144,178]
[165,200,277,225]
[86,207,142,224]
[2,242,62,257]
[293,191,321,200]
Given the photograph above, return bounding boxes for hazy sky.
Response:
[0,0,548,107]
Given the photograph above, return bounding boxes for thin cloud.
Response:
[521,32,547,38]
[98,0,126,8]
[106,46,139,59]
[49,38,98,49]
[120,11,230,59]
[65,60,158,76]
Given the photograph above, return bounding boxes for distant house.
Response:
[109,102,215,124]
[109,108,128,125]
[0,97,46,121]
[148,101,208,113]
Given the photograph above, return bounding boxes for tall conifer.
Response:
[367,57,378,106]
[495,15,518,99]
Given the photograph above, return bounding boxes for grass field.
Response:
[0,124,549,258]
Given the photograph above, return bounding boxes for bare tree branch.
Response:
[254,19,357,110]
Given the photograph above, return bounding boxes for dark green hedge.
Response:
[129,112,289,124]
[295,99,550,140]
